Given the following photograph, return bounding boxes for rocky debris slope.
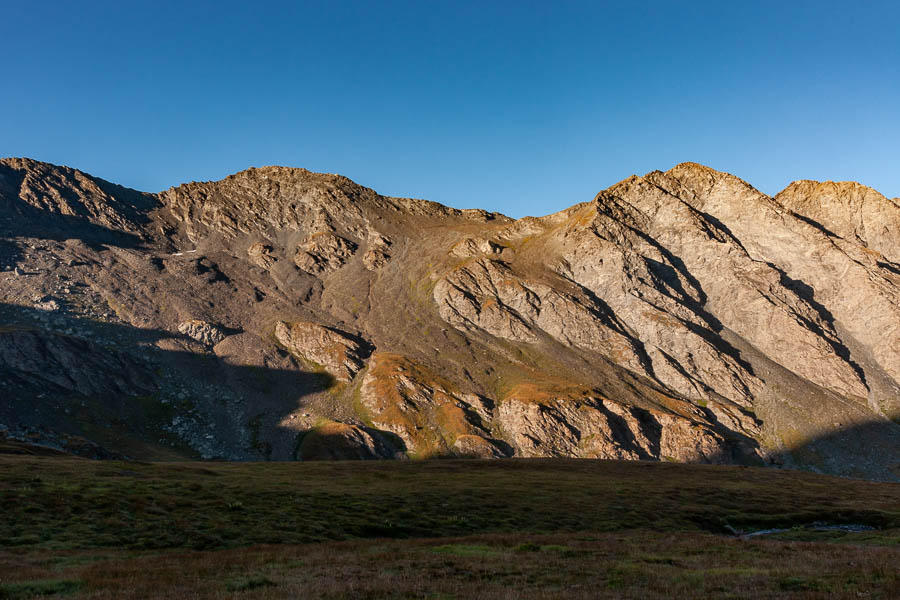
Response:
[0,156,897,480]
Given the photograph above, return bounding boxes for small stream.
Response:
[735,523,876,539]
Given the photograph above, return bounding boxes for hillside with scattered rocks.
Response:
[1,157,897,479]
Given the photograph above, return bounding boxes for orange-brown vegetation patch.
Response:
[501,381,603,405]
[358,353,486,457]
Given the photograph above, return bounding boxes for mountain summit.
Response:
[1,158,897,479]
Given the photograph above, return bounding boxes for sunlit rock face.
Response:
[0,156,898,479]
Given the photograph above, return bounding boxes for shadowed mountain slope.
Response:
[1,157,897,479]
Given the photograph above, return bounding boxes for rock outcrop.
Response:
[274,320,368,382]
[294,232,357,274]
[178,320,228,347]
[362,229,392,270]
[295,421,400,460]
[776,180,900,264]
[356,353,507,458]
[247,242,276,269]
[494,384,729,463]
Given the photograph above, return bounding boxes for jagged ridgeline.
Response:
[1,157,898,479]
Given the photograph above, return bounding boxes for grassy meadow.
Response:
[0,455,898,598]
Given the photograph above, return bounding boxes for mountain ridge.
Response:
[1,156,897,480]
[5,155,897,222]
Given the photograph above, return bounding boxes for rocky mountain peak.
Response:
[775,178,900,263]
[0,157,155,241]
[1,157,898,479]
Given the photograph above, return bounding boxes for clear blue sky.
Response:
[2,1,898,217]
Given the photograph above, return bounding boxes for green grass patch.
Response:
[431,544,502,557]
[0,579,81,599]
[0,456,897,554]
[224,575,277,592]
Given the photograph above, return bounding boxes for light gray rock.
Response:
[294,232,357,273]
[247,242,276,269]
[362,229,391,270]
[178,320,227,347]
[776,180,900,264]
[33,296,60,311]
[495,392,730,463]
[449,237,503,258]
[274,320,366,382]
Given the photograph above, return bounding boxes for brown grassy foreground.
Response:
[0,455,898,598]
